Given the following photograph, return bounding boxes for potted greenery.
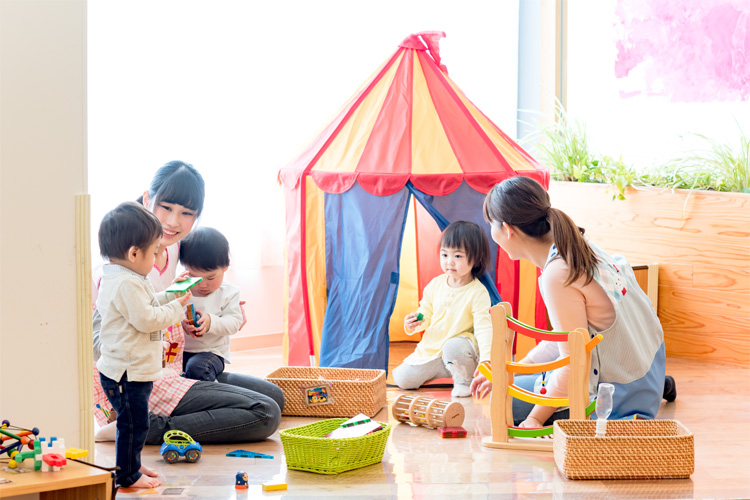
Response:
[529,108,750,368]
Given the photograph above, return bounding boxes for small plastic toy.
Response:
[160,430,202,463]
[226,449,273,459]
[235,471,248,489]
[262,482,287,491]
[392,394,465,428]
[185,303,201,326]
[165,276,202,295]
[438,426,467,438]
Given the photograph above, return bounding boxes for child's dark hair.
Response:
[137,160,205,216]
[179,227,230,271]
[483,176,599,286]
[98,201,162,260]
[440,221,491,279]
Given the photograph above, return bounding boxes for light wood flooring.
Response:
[97,344,750,499]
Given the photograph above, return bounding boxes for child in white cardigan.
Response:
[393,221,493,398]
[97,201,191,489]
[179,227,243,382]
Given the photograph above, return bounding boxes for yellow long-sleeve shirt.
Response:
[405,274,492,365]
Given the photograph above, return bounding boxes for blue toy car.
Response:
[160,430,202,464]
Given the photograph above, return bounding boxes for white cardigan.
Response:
[96,264,184,382]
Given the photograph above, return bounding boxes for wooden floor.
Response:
[97,344,750,499]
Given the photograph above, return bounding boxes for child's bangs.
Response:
[153,170,204,214]
[440,228,467,253]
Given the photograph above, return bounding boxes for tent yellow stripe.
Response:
[411,52,461,175]
[305,177,326,364]
[313,52,404,174]
[445,76,536,172]
[389,199,419,342]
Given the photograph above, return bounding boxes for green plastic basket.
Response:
[280,418,391,475]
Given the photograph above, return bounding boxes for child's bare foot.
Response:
[140,465,158,477]
[131,474,161,488]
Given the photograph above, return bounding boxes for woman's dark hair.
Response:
[440,221,491,279]
[99,201,162,260]
[483,176,598,286]
[137,161,205,216]
[179,227,230,271]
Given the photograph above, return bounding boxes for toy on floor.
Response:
[262,482,287,491]
[438,426,467,438]
[160,430,202,463]
[482,303,602,451]
[235,471,248,489]
[392,394,465,429]
[226,449,273,459]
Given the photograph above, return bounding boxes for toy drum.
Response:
[391,394,465,428]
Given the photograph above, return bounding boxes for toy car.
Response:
[160,430,202,464]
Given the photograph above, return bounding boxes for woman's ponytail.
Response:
[485,176,598,286]
[547,208,598,286]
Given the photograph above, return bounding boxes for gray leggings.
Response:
[392,336,478,389]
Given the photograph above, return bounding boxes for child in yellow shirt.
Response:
[394,221,492,397]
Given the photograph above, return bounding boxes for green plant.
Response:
[526,104,636,200]
[642,130,750,193]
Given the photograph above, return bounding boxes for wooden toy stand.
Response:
[482,302,602,452]
[391,394,465,428]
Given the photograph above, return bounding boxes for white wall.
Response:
[0,0,87,449]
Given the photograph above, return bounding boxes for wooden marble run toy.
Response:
[392,394,465,429]
[481,303,603,452]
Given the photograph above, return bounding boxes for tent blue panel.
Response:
[407,181,501,305]
[319,184,410,371]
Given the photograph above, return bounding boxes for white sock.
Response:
[451,383,471,398]
[94,421,116,442]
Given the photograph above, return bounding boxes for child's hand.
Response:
[181,319,199,338]
[470,372,492,399]
[404,312,423,332]
[192,310,210,336]
[171,271,191,285]
[176,291,192,307]
[239,300,247,330]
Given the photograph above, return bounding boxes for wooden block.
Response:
[262,482,287,491]
[438,426,467,438]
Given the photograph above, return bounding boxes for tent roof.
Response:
[279,32,548,196]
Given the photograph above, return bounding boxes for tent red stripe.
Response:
[417,51,516,175]
[355,49,414,193]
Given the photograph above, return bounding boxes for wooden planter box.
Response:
[549,181,750,367]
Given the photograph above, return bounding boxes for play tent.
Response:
[279,32,549,370]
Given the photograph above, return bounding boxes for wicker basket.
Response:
[280,418,391,475]
[265,366,387,417]
[553,419,694,480]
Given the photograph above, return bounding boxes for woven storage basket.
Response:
[265,366,387,417]
[280,418,391,474]
[553,419,694,480]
